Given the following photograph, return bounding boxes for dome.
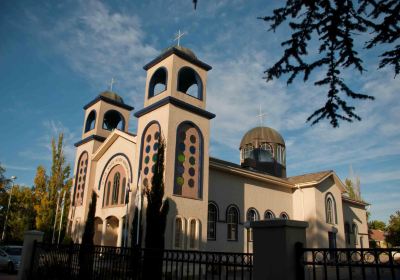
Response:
[240,126,285,148]
[100,91,124,104]
[161,45,197,60]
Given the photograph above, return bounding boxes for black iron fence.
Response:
[29,242,253,280]
[296,244,400,280]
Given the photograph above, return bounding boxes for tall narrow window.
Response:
[207,203,217,240]
[246,209,258,242]
[120,178,126,204]
[227,206,239,241]
[106,181,111,206]
[243,144,254,159]
[112,172,120,205]
[325,193,337,224]
[189,219,197,249]
[352,223,358,245]
[174,122,203,199]
[73,152,88,206]
[140,122,161,191]
[174,217,183,249]
[345,222,351,245]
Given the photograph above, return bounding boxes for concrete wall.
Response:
[343,199,369,248]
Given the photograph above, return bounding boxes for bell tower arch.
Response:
[134,45,214,249]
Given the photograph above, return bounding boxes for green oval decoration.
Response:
[176,177,184,185]
[178,153,185,163]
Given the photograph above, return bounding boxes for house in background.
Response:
[369,229,388,248]
[67,45,369,252]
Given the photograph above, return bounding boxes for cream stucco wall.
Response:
[207,168,294,252]
[343,199,369,248]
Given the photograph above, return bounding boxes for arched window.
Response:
[120,178,126,204]
[352,223,358,245]
[177,67,203,99]
[174,122,203,199]
[148,67,167,98]
[112,172,120,205]
[280,212,289,219]
[85,110,96,132]
[325,193,337,224]
[103,110,125,131]
[174,217,185,249]
[344,222,351,245]
[243,144,254,160]
[264,210,275,220]
[139,122,161,191]
[260,142,273,156]
[246,208,259,242]
[105,181,111,206]
[189,219,198,249]
[73,152,88,206]
[227,205,239,241]
[207,202,218,240]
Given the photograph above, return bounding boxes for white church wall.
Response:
[207,168,294,253]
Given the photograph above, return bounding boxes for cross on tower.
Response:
[174,30,186,47]
[257,105,267,127]
[109,77,116,92]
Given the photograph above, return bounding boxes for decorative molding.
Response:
[83,95,134,111]
[74,135,106,147]
[98,153,133,191]
[143,47,212,71]
[134,96,216,119]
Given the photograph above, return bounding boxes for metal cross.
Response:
[174,30,186,46]
[108,77,116,92]
[257,104,267,126]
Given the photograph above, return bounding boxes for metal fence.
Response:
[29,242,253,280]
[296,244,400,280]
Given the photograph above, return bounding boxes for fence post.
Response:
[251,219,308,280]
[18,230,44,280]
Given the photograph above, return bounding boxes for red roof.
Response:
[369,229,386,241]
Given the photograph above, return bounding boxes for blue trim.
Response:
[173,121,204,199]
[177,66,203,100]
[74,135,106,147]
[143,46,212,71]
[83,95,134,111]
[134,96,215,119]
[148,67,168,99]
[136,121,161,189]
[98,153,133,191]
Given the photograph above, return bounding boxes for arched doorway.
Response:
[104,216,119,247]
[94,217,103,245]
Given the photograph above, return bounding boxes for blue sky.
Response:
[0,0,399,223]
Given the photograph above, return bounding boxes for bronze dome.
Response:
[161,45,197,60]
[240,126,285,148]
[100,91,124,104]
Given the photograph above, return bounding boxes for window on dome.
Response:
[84,110,96,132]
[177,67,203,99]
[148,67,167,98]
[259,143,274,162]
[243,144,254,159]
[103,110,125,131]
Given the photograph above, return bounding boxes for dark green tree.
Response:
[143,138,169,280]
[260,0,399,127]
[79,191,97,278]
[368,220,386,231]
[386,210,400,246]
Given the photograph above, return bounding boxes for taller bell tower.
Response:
[134,45,214,249]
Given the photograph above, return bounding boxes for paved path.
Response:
[0,272,17,280]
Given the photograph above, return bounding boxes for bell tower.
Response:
[134,45,214,249]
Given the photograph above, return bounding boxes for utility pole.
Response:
[1,176,16,241]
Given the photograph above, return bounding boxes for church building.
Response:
[67,45,369,252]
